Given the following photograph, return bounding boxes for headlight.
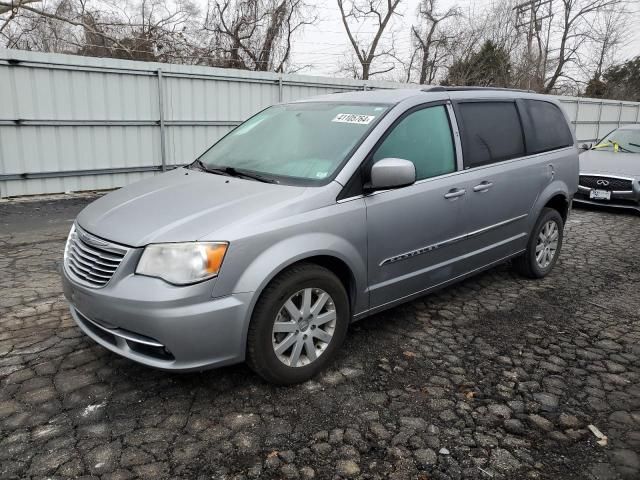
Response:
[136,242,228,285]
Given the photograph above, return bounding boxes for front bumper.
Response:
[62,265,254,371]
[574,186,640,211]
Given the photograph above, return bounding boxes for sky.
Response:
[287,0,640,81]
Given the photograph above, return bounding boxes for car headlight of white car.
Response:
[136,242,228,285]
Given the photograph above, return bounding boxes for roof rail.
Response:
[422,86,536,93]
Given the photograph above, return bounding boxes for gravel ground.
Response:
[0,196,639,480]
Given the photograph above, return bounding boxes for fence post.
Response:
[157,68,167,172]
[595,101,603,142]
[617,101,623,128]
[573,99,581,142]
[278,75,283,103]
[636,104,640,124]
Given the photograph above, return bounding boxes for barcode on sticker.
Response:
[332,113,375,125]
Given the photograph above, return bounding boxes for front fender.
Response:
[233,232,367,309]
[224,232,367,361]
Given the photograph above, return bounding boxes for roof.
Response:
[293,86,555,105]
[294,88,426,104]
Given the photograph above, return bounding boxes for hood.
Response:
[579,149,640,177]
[77,168,308,246]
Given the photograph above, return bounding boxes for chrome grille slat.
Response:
[64,226,128,288]
[67,262,103,282]
[69,234,125,261]
[67,258,112,279]
[68,253,117,274]
[68,264,104,286]
[69,245,120,268]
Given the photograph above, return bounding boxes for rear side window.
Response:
[524,100,573,153]
[372,105,455,180]
[457,102,525,168]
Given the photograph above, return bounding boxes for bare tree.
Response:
[336,0,401,80]
[410,0,458,84]
[0,0,40,15]
[543,0,628,93]
[204,0,316,72]
[444,0,629,93]
[588,4,630,82]
[0,0,200,60]
[0,0,41,31]
[435,1,517,87]
[1,0,317,71]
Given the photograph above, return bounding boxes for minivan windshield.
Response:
[196,102,389,184]
[594,128,640,153]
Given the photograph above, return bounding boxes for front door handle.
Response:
[473,181,494,192]
[444,188,466,199]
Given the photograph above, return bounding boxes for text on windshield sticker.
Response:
[332,113,375,125]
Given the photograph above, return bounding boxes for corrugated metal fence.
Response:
[1,49,639,197]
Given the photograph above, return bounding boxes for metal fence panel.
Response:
[1,48,639,197]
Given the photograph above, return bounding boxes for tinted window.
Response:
[524,100,573,152]
[372,105,455,180]
[457,102,525,167]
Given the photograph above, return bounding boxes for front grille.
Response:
[579,175,633,191]
[64,225,128,288]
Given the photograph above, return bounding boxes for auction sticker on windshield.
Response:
[332,113,375,125]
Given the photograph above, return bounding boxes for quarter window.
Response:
[372,105,456,181]
[524,100,573,153]
[457,101,525,168]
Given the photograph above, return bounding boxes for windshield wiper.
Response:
[222,167,280,184]
[189,159,224,174]
[189,161,279,183]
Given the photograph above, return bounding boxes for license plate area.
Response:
[590,189,611,200]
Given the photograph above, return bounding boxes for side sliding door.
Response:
[452,99,547,271]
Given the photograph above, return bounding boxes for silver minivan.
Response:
[62,87,578,384]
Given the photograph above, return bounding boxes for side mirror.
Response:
[580,143,592,150]
[369,158,416,190]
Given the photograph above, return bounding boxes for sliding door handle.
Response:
[473,181,494,192]
[444,188,466,199]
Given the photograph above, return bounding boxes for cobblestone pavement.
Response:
[1,196,639,480]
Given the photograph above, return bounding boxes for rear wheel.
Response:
[246,263,350,384]
[513,208,564,278]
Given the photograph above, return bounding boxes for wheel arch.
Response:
[544,193,570,223]
[531,181,571,231]
[233,234,367,359]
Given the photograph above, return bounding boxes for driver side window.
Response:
[372,105,456,181]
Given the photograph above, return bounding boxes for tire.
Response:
[513,207,564,279]
[246,263,350,385]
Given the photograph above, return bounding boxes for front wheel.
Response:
[246,263,350,384]
[513,207,564,278]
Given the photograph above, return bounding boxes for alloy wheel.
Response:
[272,288,337,367]
[535,220,559,269]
